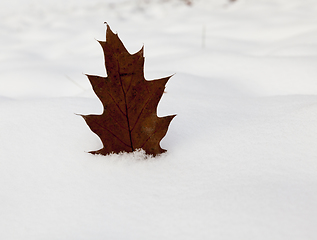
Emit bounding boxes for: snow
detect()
[1,0,317,239]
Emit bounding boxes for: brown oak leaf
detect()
[82,24,176,156]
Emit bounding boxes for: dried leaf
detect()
[82,25,176,156]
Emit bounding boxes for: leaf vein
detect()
[93,120,131,148]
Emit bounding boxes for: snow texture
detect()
[1,0,317,239]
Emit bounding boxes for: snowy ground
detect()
[1,0,317,239]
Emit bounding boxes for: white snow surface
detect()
[1,0,317,239]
